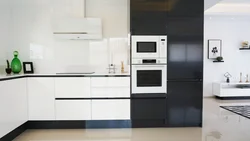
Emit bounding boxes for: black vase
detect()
[5,68,12,74]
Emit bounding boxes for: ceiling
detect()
[205,0,250,15]
[205,0,222,10]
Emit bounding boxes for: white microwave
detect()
[132,35,167,59]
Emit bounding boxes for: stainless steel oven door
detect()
[132,65,167,94]
[132,36,160,58]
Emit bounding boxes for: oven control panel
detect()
[159,36,167,58]
[132,58,167,64]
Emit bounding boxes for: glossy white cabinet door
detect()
[108,77,130,87]
[91,77,130,87]
[91,77,130,98]
[55,100,91,120]
[55,78,91,98]
[27,78,55,120]
[92,100,130,120]
[0,79,28,138]
[91,88,130,98]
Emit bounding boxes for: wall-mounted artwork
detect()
[208,39,222,59]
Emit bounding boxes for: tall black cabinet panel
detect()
[131,98,166,128]
[130,0,204,128]
[167,81,202,127]
[131,99,166,120]
[166,0,204,127]
[130,0,168,35]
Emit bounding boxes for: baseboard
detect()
[86,120,131,128]
[26,121,86,129]
[27,120,131,129]
[0,122,27,141]
[216,96,250,100]
[131,119,166,128]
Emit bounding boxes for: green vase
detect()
[11,51,22,74]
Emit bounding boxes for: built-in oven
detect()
[132,36,167,59]
[132,59,167,94]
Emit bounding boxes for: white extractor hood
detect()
[52,0,102,40]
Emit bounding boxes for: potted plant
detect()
[216,56,223,62]
[5,60,12,74]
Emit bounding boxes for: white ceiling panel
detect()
[205,0,250,15]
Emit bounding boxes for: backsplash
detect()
[1,0,129,74]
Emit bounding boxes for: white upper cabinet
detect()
[55,77,91,98]
[27,78,55,120]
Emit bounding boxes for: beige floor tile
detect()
[14,98,250,141]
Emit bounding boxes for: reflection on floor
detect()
[14,98,250,141]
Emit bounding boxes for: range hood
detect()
[53,17,102,40]
[52,0,102,40]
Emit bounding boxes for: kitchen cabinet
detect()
[0,79,28,138]
[91,100,130,120]
[91,77,130,98]
[167,82,202,127]
[131,97,167,128]
[55,100,91,120]
[130,0,168,35]
[55,77,91,98]
[90,77,130,120]
[91,77,130,88]
[27,78,55,120]
[91,88,130,98]
[168,0,203,17]
[166,0,204,128]
[131,98,166,120]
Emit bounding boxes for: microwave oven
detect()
[132,35,167,59]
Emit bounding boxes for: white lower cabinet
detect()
[0,78,28,138]
[55,100,91,120]
[91,87,130,98]
[91,100,130,120]
[91,77,130,98]
[91,77,130,87]
[27,78,55,120]
[55,78,91,98]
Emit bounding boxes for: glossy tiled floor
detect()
[14,98,250,141]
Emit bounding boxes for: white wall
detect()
[5,0,129,73]
[0,0,11,72]
[204,15,250,97]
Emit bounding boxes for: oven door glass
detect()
[137,42,157,53]
[132,65,167,94]
[137,70,162,87]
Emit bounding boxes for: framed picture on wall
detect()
[208,39,222,59]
